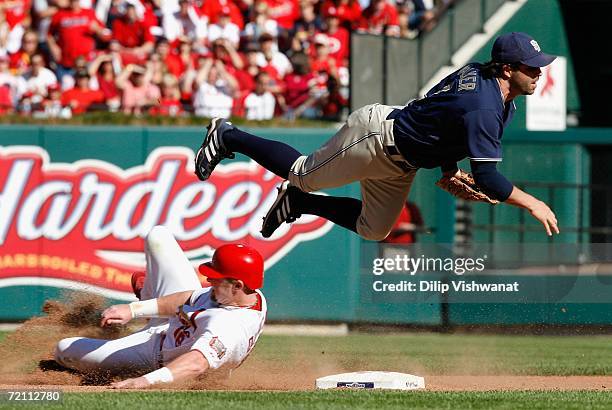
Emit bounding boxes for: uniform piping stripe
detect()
[469,157,502,161]
[290,132,380,177]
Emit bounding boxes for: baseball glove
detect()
[435,169,499,204]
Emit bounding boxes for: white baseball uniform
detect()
[55,225,267,377]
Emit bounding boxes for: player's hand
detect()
[110,376,150,389]
[528,200,560,236]
[100,304,132,327]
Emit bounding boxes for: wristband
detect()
[143,367,174,385]
[128,299,159,318]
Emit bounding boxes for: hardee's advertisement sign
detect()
[0,146,333,300]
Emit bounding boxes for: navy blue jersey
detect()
[391,63,516,169]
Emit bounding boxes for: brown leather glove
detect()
[435,169,500,205]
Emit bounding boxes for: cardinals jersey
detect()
[160,287,266,371]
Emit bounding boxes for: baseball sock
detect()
[224,129,301,179]
[291,189,361,233]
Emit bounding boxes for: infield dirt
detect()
[0,295,610,392]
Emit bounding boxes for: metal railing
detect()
[473,181,612,244]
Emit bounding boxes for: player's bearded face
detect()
[510,64,542,95]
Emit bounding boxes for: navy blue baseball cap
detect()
[491,32,556,67]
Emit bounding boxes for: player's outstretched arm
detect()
[100,291,194,327]
[504,186,560,236]
[155,291,195,316]
[111,350,209,389]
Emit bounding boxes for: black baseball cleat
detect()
[261,181,302,238]
[194,117,236,181]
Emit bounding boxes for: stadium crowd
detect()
[0,0,442,120]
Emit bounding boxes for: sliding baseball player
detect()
[54,226,266,388]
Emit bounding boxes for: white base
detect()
[315,371,425,390]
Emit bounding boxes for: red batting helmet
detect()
[198,244,264,289]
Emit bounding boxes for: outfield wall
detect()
[0,125,609,326]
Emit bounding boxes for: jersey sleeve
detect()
[190,315,240,370]
[189,286,212,305]
[463,109,503,162]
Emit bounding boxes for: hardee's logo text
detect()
[0,146,332,298]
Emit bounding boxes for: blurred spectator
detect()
[244,71,275,120]
[258,0,299,32]
[0,9,14,57]
[21,53,58,106]
[397,5,412,38]
[381,201,424,244]
[283,52,321,119]
[243,1,278,46]
[0,54,24,112]
[358,0,400,37]
[150,73,182,116]
[289,0,322,56]
[406,0,434,31]
[0,0,29,54]
[112,3,155,63]
[88,53,121,111]
[162,0,207,46]
[40,83,71,118]
[95,0,154,29]
[320,0,361,30]
[48,0,111,83]
[309,34,338,79]
[61,54,94,89]
[210,38,244,70]
[155,38,182,78]
[231,43,259,97]
[9,30,40,74]
[115,63,160,115]
[322,9,348,67]
[191,58,237,118]
[320,75,347,120]
[148,52,167,86]
[292,0,322,36]
[140,0,161,32]
[60,69,105,114]
[207,7,240,49]
[173,39,197,79]
[256,33,291,78]
[33,0,60,50]
[200,0,244,30]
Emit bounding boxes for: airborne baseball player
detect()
[194,32,560,241]
[54,226,266,389]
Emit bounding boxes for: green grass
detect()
[2,330,611,409]
[0,331,7,343]
[3,391,611,410]
[248,333,612,376]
